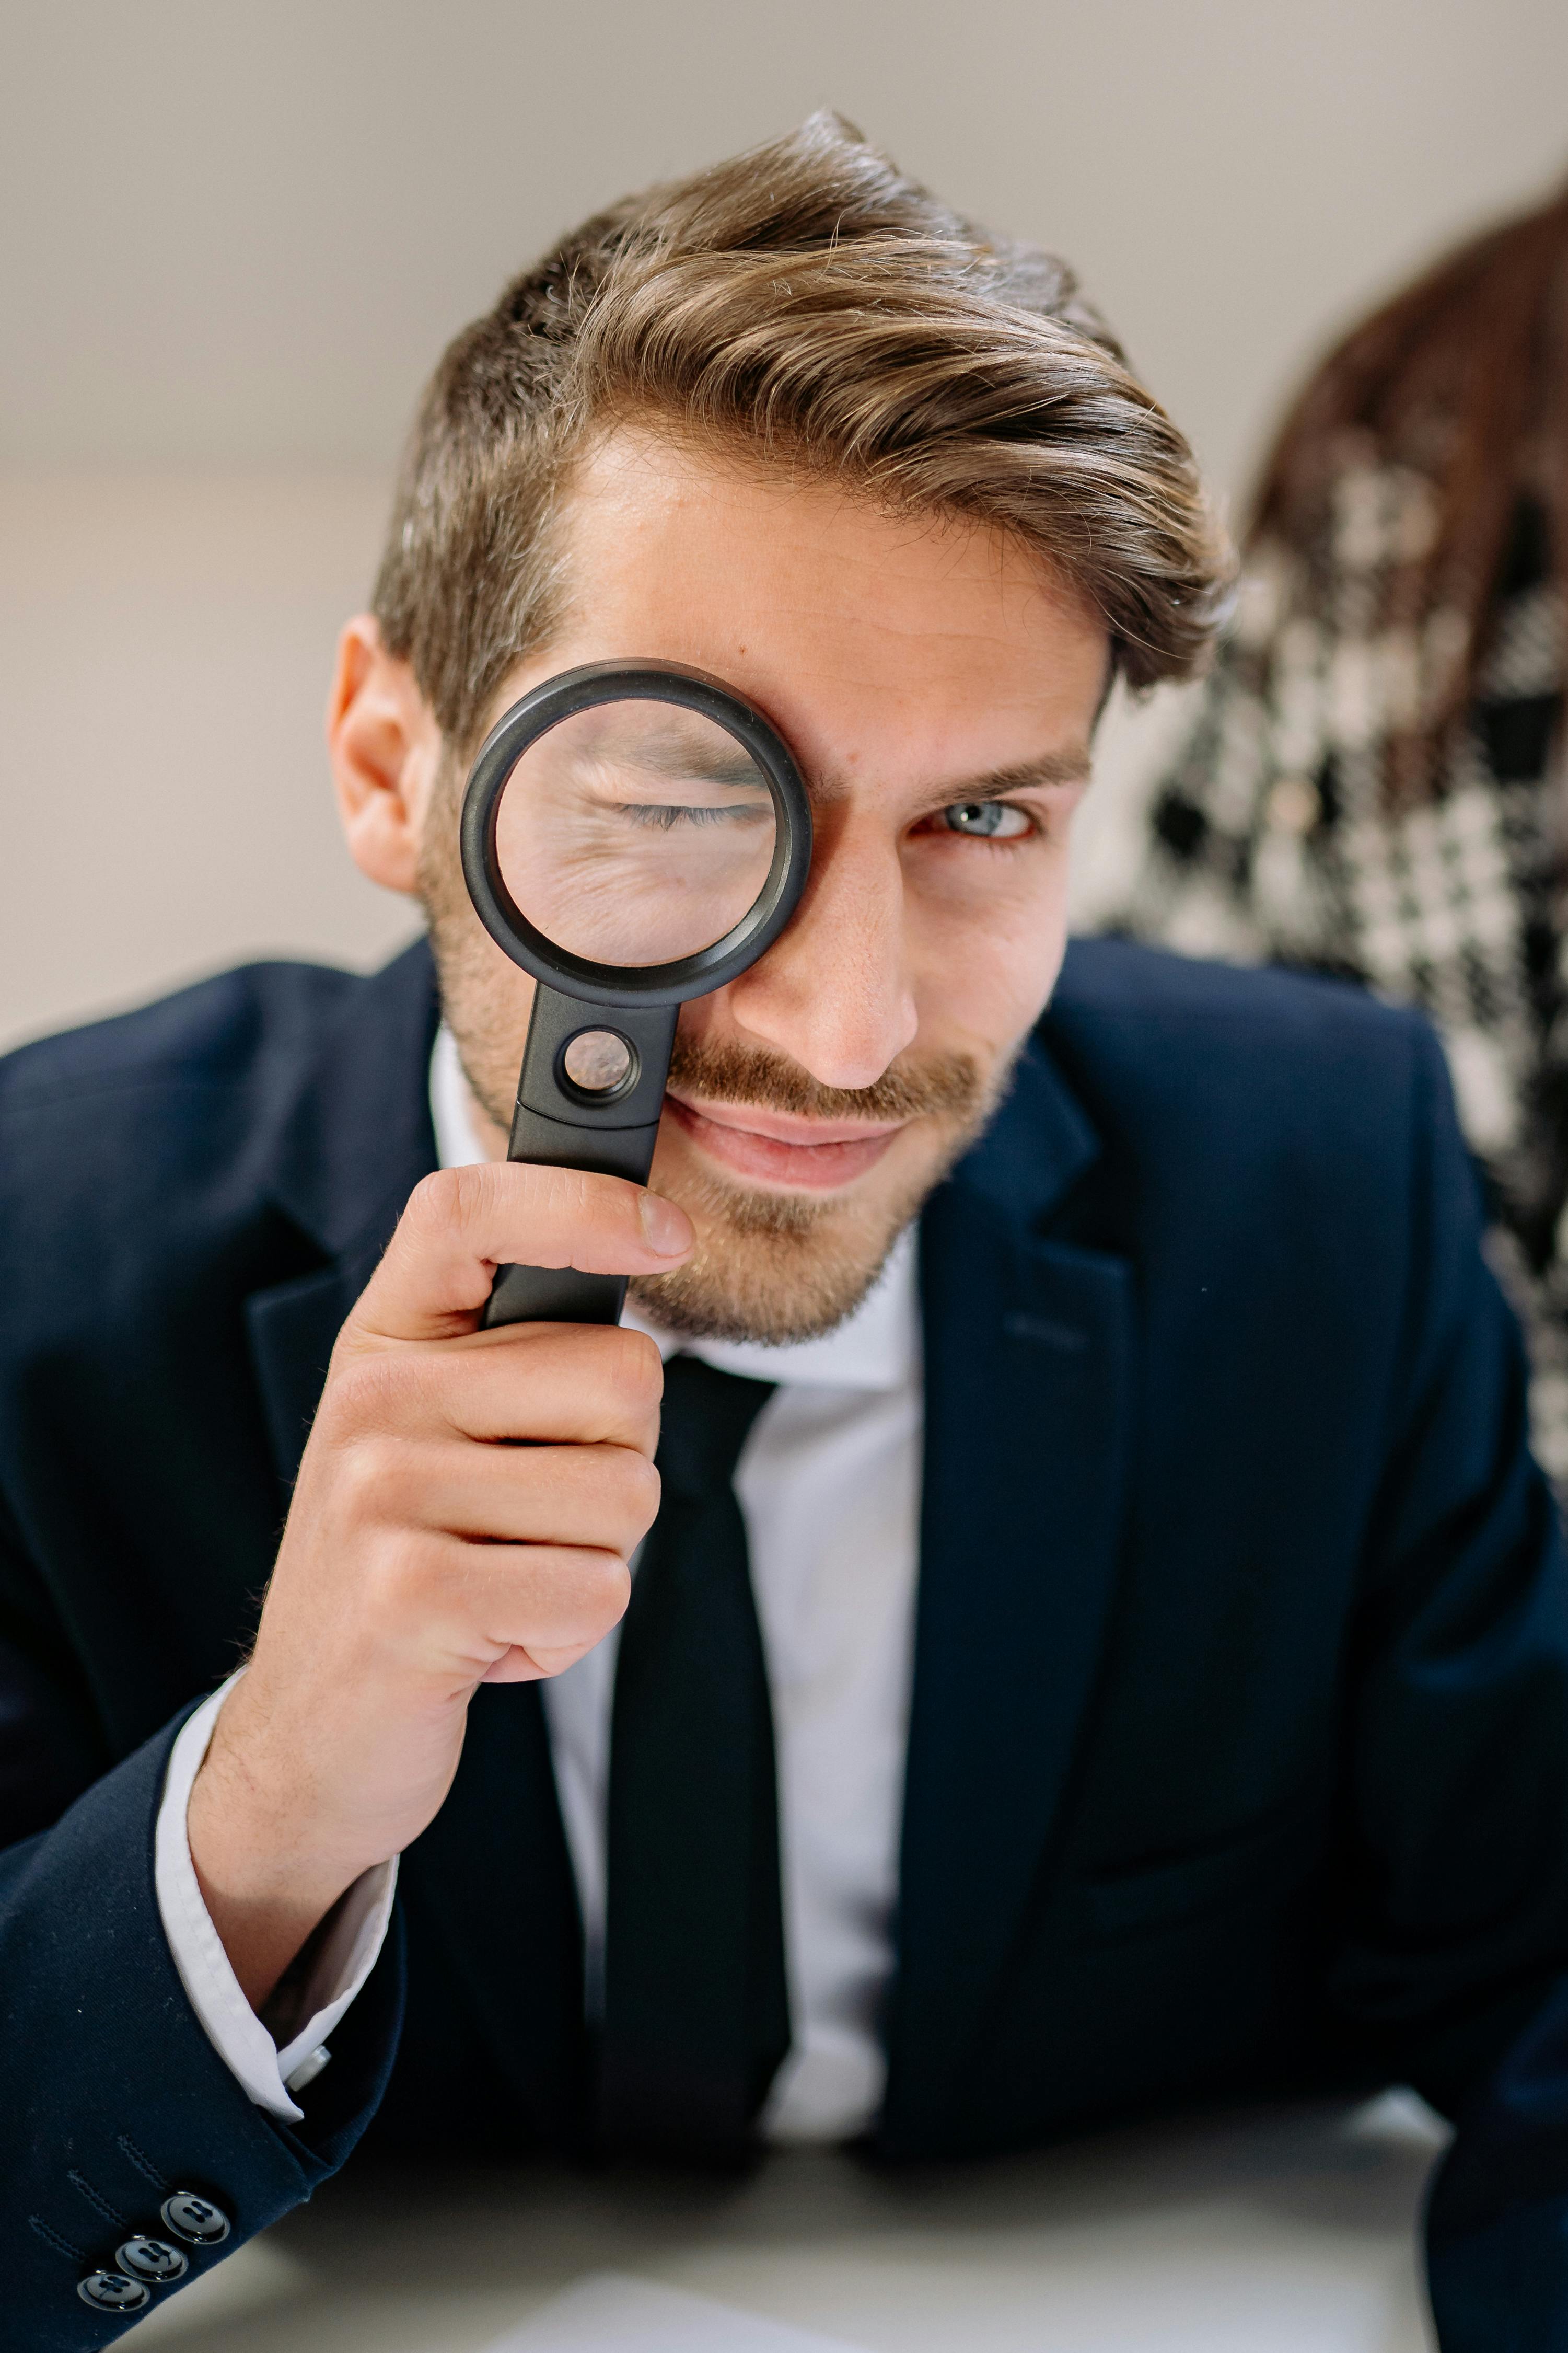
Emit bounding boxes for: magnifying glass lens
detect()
[493,699,780,968]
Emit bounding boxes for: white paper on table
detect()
[481,2272,869,2352]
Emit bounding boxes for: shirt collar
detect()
[429,1024,917,1395]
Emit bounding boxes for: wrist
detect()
[186,1708,371,2011]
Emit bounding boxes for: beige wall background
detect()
[3,0,1565,1050]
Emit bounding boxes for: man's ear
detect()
[327,615,445,897]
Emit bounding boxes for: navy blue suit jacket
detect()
[4,936,1568,2348]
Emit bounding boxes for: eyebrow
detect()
[625,747,767,790]
[585,736,769,791]
[946,747,1095,797]
[809,743,1094,810]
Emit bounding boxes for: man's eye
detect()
[614,800,771,830]
[938,801,1031,839]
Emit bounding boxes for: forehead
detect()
[514,428,1109,786]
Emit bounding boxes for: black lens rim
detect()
[459,660,813,1009]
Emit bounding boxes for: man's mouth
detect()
[663,1089,908,1189]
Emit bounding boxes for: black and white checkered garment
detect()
[1117,451,1568,1476]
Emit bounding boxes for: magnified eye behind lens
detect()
[460,660,812,1333]
[493,701,779,969]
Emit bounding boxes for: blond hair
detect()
[374,112,1230,749]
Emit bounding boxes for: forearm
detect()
[164,1678,399,2116]
[185,1689,374,2013]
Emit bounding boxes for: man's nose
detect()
[724,812,919,1090]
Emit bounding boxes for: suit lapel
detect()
[240,942,587,2133]
[881,1041,1135,2152]
[243,940,441,1485]
[246,1251,382,1487]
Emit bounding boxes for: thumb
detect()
[350,1161,692,1343]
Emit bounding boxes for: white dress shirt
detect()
[154,1024,922,2140]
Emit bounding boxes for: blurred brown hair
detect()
[373,111,1230,755]
[1253,171,1568,800]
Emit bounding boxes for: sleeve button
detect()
[117,2235,190,2282]
[160,2191,232,2246]
[77,2270,151,2312]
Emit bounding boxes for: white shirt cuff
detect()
[154,1670,399,2124]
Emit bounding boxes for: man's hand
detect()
[185,1161,692,2010]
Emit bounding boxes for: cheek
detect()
[445,915,536,1025]
[905,851,1073,1045]
[429,897,538,1081]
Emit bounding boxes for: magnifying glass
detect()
[460,660,812,1328]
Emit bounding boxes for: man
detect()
[3,115,1565,2349]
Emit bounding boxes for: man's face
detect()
[420,431,1107,1343]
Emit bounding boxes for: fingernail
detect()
[639,1191,692,1258]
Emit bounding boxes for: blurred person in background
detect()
[1120,176,1568,1476]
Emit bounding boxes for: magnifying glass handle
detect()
[483,986,679,1329]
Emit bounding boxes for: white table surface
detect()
[128,2094,1447,2352]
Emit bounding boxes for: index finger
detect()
[349,1161,693,1344]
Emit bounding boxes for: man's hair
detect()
[373,112,1231,752]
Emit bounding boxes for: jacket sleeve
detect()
[1321,1023,1568,2347]
[0,1573,405,2346]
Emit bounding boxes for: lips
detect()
[663,1091,905,1189]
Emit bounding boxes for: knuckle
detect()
[324,1351,408,1438]
[538,1163,599,1221]
[401,1161,513,1252]
[578,1549,632,1631]
[335,1433,405,1519]
[362,1526,438,1619]
[388,1346,450,1426]
[536,1162,636,1243]
[607,1326,664,1411]
[618,1451,663,1531]
[402,1164,468,1238]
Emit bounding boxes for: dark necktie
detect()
[599,1353,790,2158]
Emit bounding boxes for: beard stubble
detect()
[632,1031,998,1343]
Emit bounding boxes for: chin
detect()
[630,1127,951,1345]
[628,1228,895,1346]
